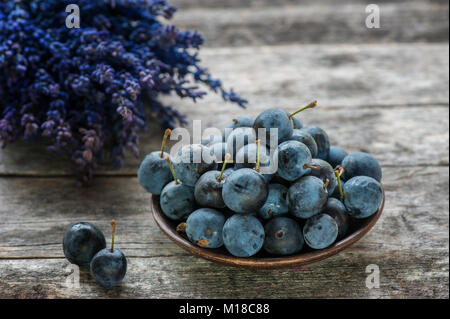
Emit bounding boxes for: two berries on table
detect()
[63,220,127,288]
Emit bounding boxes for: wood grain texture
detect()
[0,44,448,176]
[171,0,450,10]
[0,165,448,298]
[170,1,449,46]
[0,0,448,298]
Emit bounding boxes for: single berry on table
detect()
[90,220,127,288]
[63,222,106,268]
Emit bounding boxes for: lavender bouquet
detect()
[0,0,246,184]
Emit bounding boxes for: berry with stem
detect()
[173,144,218,187]
[137,129,173,195]
[90,220,127,288]
[308,159,337,195]
[287,100,317,119]
[222,168,268,214]
[274,140,312,181]
[160,157,195,220]
[194,154,232,209]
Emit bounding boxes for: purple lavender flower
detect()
[0,0,247,184]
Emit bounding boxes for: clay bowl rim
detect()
[151,187,385,269]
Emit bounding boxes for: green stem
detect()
[288,100,318,119]
[303,163,321,171]
[165,156,179,184]
[255,140,261,172]
[110,220,116,252]
[323,178,330,191]
[335,166,345,201]
[217,153,231,181]
[160,129,172,158]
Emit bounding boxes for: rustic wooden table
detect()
[0,0,448,298]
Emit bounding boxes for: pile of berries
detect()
[63,220,127,287]
[138,102,383,257]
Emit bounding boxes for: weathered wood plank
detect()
[0,105,447,177]
[0,166,447,276]
[0,44,448,176]
[0,249,447,299]
[0,160,447,298]
[171,0,450,10]
[170,2,449,46]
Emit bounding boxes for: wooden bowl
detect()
[151,188,385,269]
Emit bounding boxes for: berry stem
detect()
[334,166,345,201]
[255,139,261,172]
[323,178,330,191]
[303,163,321,171]
[217,153,231,181]
[288,100,317,119]
[160,129,172,158]
[110,220,116,252]
[176,222,187,233]
[164,156,179,184]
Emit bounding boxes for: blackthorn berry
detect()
[222,168,268,214]
[263,217,304,255]
[222,214,265,257]
[274,140,312,181]
[343,176,383,219]
[304,126,330,160]
[63,222,106,268]
[137,129,173,195]
[258,184,289,220]
[327,146,348,168]
[290,129,318,158]
[322,198,349,239]
[194,154,232,208]
[90,221,127,288]
[172,144,217,187]
[308,158,337,195]
[288,176,328,219]
[225,126,257,159]
[341,152,382,182]
[186,208,226,248]
[303,214,339,249]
